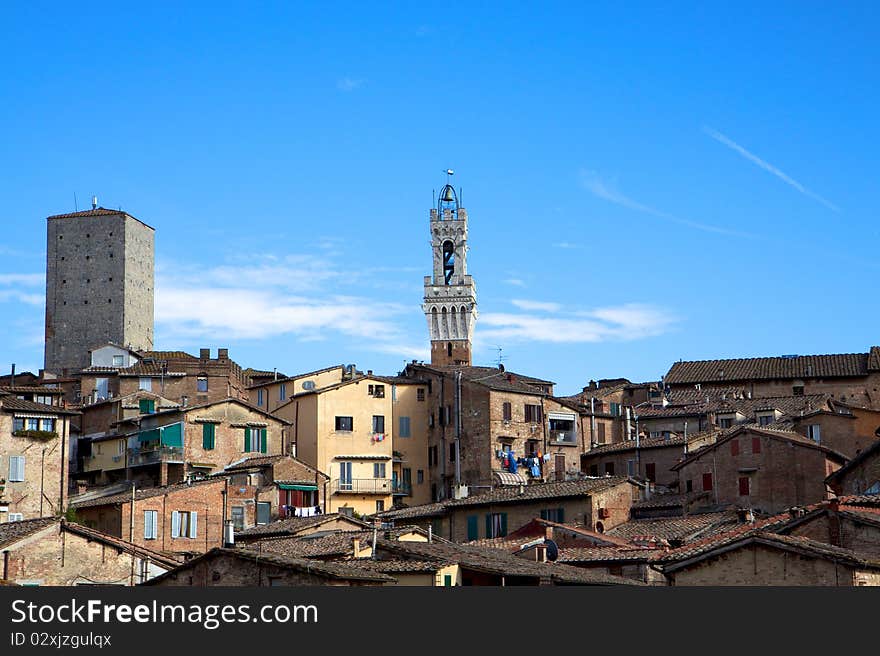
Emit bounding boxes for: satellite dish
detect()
[544,538,559,562]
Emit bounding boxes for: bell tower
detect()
[423,171,477,366]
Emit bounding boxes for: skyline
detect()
[2,3,879,395]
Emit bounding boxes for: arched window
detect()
[442,241,455,284]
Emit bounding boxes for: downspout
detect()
[454,372,462,487]
[129,482,136,586]
[60,416,67,515]
[440,377,447,491]
[590,397,596,446]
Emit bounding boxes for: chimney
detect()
[91,195,98,210]
[828,497,841,546]
[545,525,554,540]
[10,363,14,388]
[200,348,210,360]
[223,521,235,547]
[536,544,548,563]
[351,536,361,556]
[367,370,373,376]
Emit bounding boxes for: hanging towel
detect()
[509,458,518,474]
[543,453,551,463]
[530,464,541,477]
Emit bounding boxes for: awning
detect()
[493,470,529,486]
[278,483,318,491]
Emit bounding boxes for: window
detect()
[95,378,108,400]
[231,507,245,531]
[302,380,316,391]
[444,574,454,586]
[486,512,508,538]
[144,510,158,539]
[758,414,774,427]
[8,456,25,482]
[244,426,268,453]
[335,416,353,432]
[373,462,386,478]
[807,425,821,443]
[376,500,385,514]
[793,385,804,396]
[112,355,125,367]
[417,388,425,402]
[257,389,264,406]
[610,403,621,417]
[339,462,353,490]
[686,479,693,492]
[502,402,512,421]
[549,415,576,443]
[256,502,271,525]
[202,423,216,450]
[139,399,155,415]
[398,416,411,438]
[197,376,208,393]
[368,384,385,398]
[626,459,636,476]
[417,470,424,484]
[597,423,606,444]
[524,404,543,423]
[467,515,479,541]
[738,476,751,496]
[730,439,739,456]
[372,415,385,433]
[279,383,286,401]
[719,417,733,429]
[34,395,54,406]
[540,508,565,523]
[645,463,656,482]
[604,462,614,476]
[752,437,762,454]
[171,511,198,539]
[26,418,39,431]
[8,513,24,522]
[12,417,24,432]
[139,377,152,391]
[702,473,713,492]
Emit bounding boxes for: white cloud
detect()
[580,170,753,238]
[703,126,840,212]
[552,242,580,249]
[337,77,364,92]
[478,302,677,344]
[503,278,526,287]
[511,299,561,313]
[0,273,44,286]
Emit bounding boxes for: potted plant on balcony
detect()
[12,429,58,441]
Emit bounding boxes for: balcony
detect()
[333,478,390,494]
[391,481,412,497]
[549,430,577,444]
[127,446,185,467]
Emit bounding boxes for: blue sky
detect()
[1,3,878,396]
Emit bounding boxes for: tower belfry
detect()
[422,171,477,366]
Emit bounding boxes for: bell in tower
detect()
[422,170,478,367]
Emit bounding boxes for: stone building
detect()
[247,364,356,413]
[664,348,880,410]
[0,392,78,523]
[44,206,154,375]
[422,179,477,367]
[671,426,847,514]
[0,517,178,586]
[825,440,880,496]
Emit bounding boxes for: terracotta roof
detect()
[0,386,64,395]
[139,351,199,361]
[235,514,370,538]
[143,548,395,585]
[659,530,880,572]
[449,477,634,508]
[374,501,451,521]
[838,494,880,507]
[347,559,444,573]
[374,539,644,585]
[63,522,181,568]
[585,430,720,456]
[607,511,742,544]
[0,396,79,415]
[826,440,880,485]
[556,546,662,563]
[869,347,880,372]
[245,526,431,559]
[0,517,58,549]
[46,207,126,219]
[70,478,225,509]
[666,351,877,385]
[408,364,554,395]
[632,491,710,511]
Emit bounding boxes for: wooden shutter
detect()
[739,477,750,496]
[260,428,268,453]
[171,511,181,538]
[702,473,713,491]
[202,423,215,450]
[645,463,656,482]
[598,423,606,444]
[244,428,251,452]
[731,439,739,456]
[752,437,761,454]
[500,513,508,536]
[503,402,511,421]
[467,516,478,541]
[190,512,198,538]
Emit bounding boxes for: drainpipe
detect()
[129,482,136,586]
[60,417,67,515]
[590,397,596,446]
[454,372,462,487]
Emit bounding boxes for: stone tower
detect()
[44,205,155,374]
[422,178,477,366]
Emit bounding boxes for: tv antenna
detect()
[494,346,508,368]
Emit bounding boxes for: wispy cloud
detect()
[478,301,677,344]
[702,126,840,212]
[511,299,561,313]
[0,273,44,286]
[580,170,753,238]
[0,273,44,306]
[502,278,526,287]
[337,77,364,92]
[552,242,580,249]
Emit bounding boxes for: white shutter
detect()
[171,511,181,538]
[9,456,25,482]
[189,512,198,538]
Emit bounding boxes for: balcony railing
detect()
[127,446,185,467]
[333,478,390,494]
[391,481,412,496]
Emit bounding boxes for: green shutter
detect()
[500,513,508,537]
[557,508,565,523]
[467,516,478,541]
[444,575,453,587]
[161,423,182,447]
[244,427,251,452]
[139,399,154,414]
[485,514,491,539]
[202,423,215,450]
[260,428,268,453]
